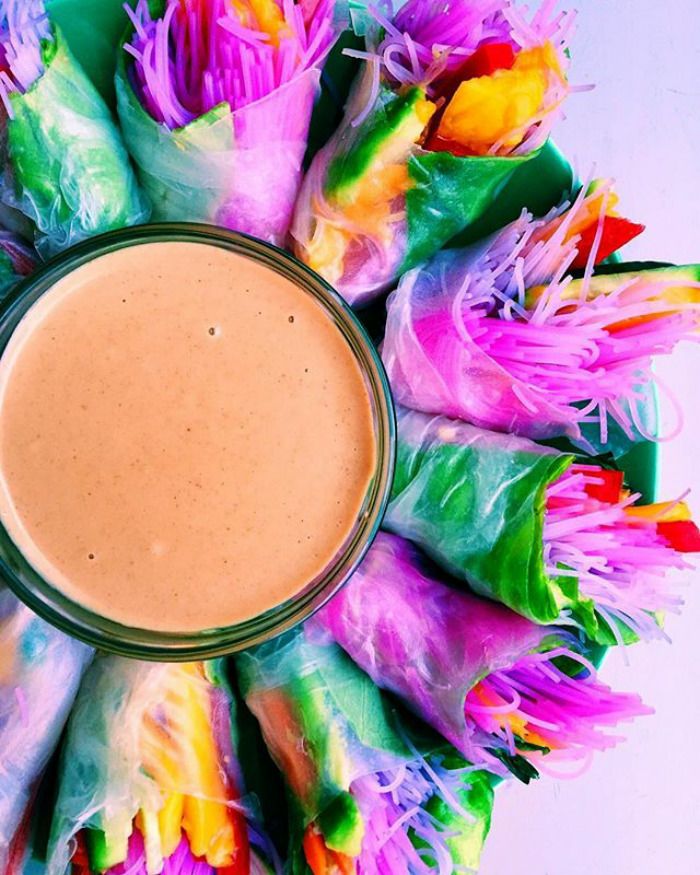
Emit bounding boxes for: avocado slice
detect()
[86,827,130,873]
[317,791,364,857]
[526,263,700,308]
[326,86,435,205]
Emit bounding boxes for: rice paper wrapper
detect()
[2,28,148,259]
[47,656,268,875]
[238,627,495,870]
[382,239,583,438]
[0,231,35,300]
[116,58,322,247]
[384,407,590,629]
[283,749,495,875]
[291,63,534,306]
[236,628,408,830]
[317,532,559,760]
[0,588,93,868]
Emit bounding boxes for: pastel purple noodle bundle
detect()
[119,0,336,243]
[125,0,334,129]
[0,0,52,112]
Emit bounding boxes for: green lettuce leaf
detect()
[4,27,147,256]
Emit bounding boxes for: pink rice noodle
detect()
[544,465,690,641]
[351,746,481,874]
[0,230,36,275]
[105,831,214,875]
[442,182,700,440]
[0,0,52,117]
[125,0,334,129]
[464,647,650,762]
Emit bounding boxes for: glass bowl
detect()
[0,224,395,659]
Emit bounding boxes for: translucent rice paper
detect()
[0,229,35,299]
[237,627,496,873]
[0,588,93,869]
[236,627,407,827]
[386,406,575,626]
[1,28,148,258]
[47,657,274,875]
[316,532,555,763]
[291,64,530,306]
[382,231,580,439]
[116,65,322,246]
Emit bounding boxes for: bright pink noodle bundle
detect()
[0,0,52,114]
[384,181,700,444]
[363,0,511,87]
[125,0,334,129]
[544,465,690,643]
[465,647,650,766]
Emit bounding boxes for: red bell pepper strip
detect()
[220,803,251,875]
[657,520,700,553]
[303,825,355,875]
[581,468,624,504]
[69,832,92,875]
[456,42,516,80]
[423,133,479,156]
[426,42,517,155]
[570,215,645,269]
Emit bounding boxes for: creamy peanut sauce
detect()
[0,241,376,632]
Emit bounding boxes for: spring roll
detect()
[0,0,148,257]
[0,588,93,870]
[384,406,699,643]
[292,0,573,305]
[117,0,336,246]
[317,532,652,773]
[237,628,495,873]
[47,657,278,875]
[382,179,699,448]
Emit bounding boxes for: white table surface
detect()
[480,3,700,873]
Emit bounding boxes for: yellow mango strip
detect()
[305,218,350,287]
[159,794,185,857]
[437,43,562,155]
[230,0,289,45]
[176,664,237,867]
[525,275,700,313]
[135,808,164,875]
[625,500,691,523]
[140,711,187,789]
[527,186,620,253]
[137,664,242,868]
